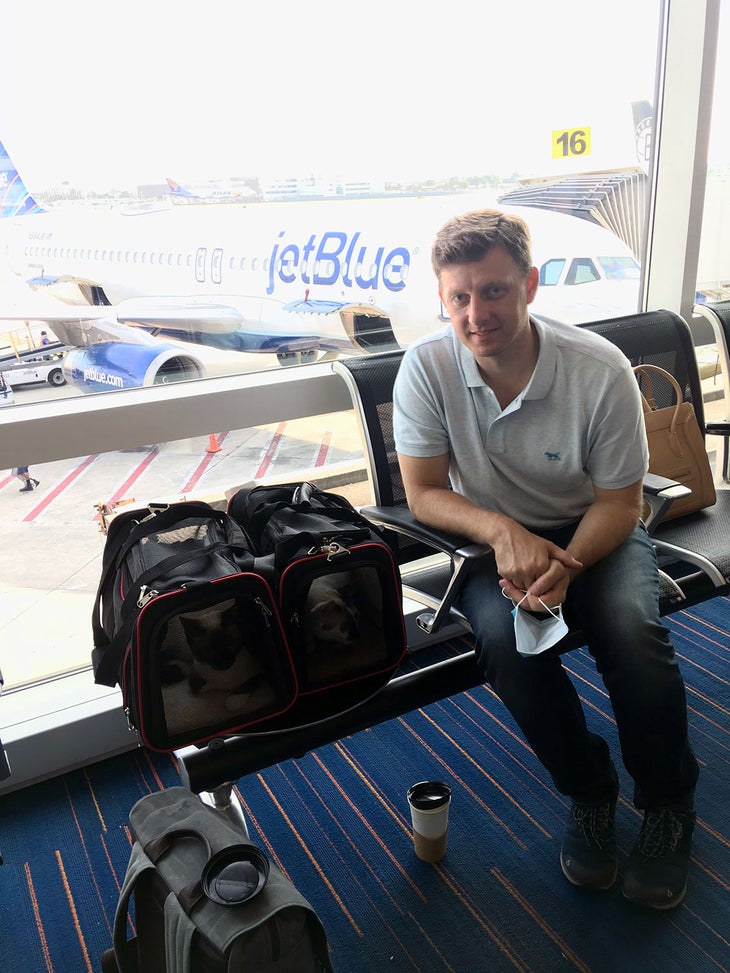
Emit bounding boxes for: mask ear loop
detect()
[501,588,562,618]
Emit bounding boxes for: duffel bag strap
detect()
[111,840,158,973]
[164,895,196,973]
[112,837,198,973]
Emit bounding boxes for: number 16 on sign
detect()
[552,127,591,159]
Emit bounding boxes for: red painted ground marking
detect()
[22,454,100,523]
[180,432,229,494]
[313,431,332,467]
[255,421,287,479]
[92,447,160,521]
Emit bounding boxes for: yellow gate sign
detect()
[552,127,591,159]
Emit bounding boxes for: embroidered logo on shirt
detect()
[544,451,561,461]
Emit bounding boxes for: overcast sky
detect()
[1,1,723,192]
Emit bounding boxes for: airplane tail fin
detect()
[166,177,195,197]
[0,140,46,217]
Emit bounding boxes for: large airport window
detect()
[6,0,724,699]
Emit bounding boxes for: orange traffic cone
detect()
[206,434,221,454]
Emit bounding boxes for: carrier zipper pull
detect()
[308,540,351,560]
[255,596,273,627]
[137,585,159,608]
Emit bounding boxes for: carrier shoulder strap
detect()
[93,502,224,629]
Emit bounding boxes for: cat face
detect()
[309,598,358,644]
[180,603,243,669]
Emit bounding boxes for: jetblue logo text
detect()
[267,230,410,295]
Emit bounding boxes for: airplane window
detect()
[239,257,247,271]
[141,252,147,264]
[229,256,236,271]
[252,258,259,270]
[150,252,157,265]
[565,258,601,285]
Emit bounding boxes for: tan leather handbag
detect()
[634,364,716,521]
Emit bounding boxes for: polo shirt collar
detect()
[452,316,558,399]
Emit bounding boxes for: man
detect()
[393,209,699,909]
[14,466,39,493]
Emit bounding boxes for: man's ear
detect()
[525,266,539,304]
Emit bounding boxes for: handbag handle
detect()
[633,364,684,438]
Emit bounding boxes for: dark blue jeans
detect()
[458,522,699,809]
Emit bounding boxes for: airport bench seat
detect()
[176,308,729,808]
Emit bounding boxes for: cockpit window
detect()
[598,256,641,279]
[565,258,600,285]
[539,259,565,286]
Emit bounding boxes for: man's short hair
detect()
[431,208,533,278]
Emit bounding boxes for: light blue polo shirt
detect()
[393,317,649,530]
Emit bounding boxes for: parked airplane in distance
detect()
[166,177,258,202]
[0,139,640,393]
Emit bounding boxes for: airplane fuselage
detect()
[2,196,454,349]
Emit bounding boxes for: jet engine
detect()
[63,341,205,392]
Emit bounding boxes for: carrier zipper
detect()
[136,585,159,608]
[255,596,273,628]
[308,540,351,560]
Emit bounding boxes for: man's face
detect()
[438,245,539,364]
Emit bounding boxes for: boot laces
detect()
[637,809,684,858]
[574,803,613,847]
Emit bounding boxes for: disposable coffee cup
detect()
[407,780,452,862]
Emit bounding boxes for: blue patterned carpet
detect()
[0,597,728,972]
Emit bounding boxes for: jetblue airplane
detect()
[0,139,641,393]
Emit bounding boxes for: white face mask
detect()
[503,589,569,658]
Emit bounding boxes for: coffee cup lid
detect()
[407,780,452,810]
[201,844,270,906]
